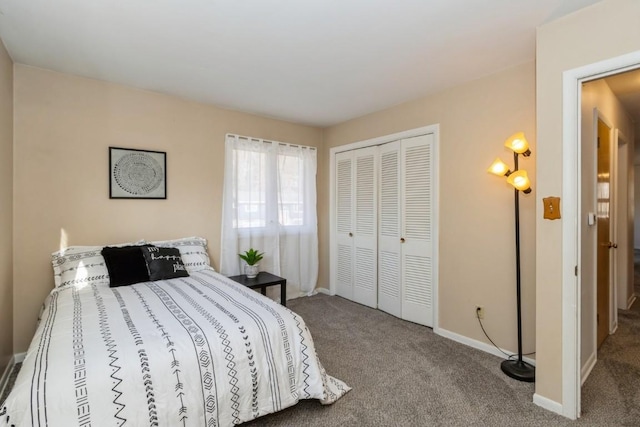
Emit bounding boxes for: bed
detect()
[0,238,349,426]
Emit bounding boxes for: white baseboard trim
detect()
[580,351,597,385]
[316,287,334,296]
[436,327,536,366]
[533,393,564,416]
[627,295,637,310]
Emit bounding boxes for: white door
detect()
[353,147,378,308]
[400,134,435,327]
[335,151,354,300]
[378,141,402,317]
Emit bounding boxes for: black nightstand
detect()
[228,272,287,307]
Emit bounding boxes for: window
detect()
[229,139,312,230]
[220,134,319,294]
[233,148,267,228]
[277,153,305,227]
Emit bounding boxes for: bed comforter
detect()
[1,269,349,426]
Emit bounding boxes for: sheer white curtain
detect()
[220,134,318,300]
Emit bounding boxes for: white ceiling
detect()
[0,0,602,127]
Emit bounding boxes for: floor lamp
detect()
[487,132,536,382]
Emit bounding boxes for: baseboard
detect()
[14,352,26,364]
[580,351,597,385]
[533,393,564,416]
[436,328,536,366]
[316,287,334,296]
[627,295,637,310]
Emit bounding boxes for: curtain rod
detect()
[226,133,317,151]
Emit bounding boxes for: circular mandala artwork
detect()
[113,153,163,195]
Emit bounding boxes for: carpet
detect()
[246,294,569,426]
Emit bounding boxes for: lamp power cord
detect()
[475,307,535,360]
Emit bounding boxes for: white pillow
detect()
[149,236,212,273]
[52,240,145,289]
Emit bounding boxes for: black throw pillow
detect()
[101,245,151,287]
[141,246,190,281]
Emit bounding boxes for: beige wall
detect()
[536,0,640,405]
[322,62,537,357]
[0,40,13,374]
[13,65,323,352]
[580,78,635,373]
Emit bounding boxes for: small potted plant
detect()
[239,248,264,279]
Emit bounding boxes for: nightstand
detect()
[228,272,287,307]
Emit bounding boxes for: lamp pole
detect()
[500,151,535,382]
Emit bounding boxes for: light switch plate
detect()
[543,197,561,220]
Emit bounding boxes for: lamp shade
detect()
[507,170,532,193]
[487,158,511,176]
[504,132,531,156]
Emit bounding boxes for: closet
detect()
[332,131,437,328]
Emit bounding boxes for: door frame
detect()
[329,124,440,331]
[614,128,633,311]
[561,50,640,420]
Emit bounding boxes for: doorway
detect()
[564,54,640,419]
[581,72,640,370]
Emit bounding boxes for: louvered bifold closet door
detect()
[400,134,434,327]
[352,146,378,308]
[335,151,354,300]
[378,141,402,317]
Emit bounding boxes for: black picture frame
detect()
[109,147,167,199]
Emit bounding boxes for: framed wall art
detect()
[109,147,167,199]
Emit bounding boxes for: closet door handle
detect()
[400,237,405,243]
[349,232,353,237]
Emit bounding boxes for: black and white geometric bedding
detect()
[0,269,349,426]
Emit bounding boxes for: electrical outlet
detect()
[475,306,484,319]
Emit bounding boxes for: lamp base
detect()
[501,359,535,382]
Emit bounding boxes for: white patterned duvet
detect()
[1,269,349,426]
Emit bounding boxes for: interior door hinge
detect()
[597,137,600,149]
[575,265,578,276]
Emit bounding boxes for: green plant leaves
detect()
[238,248,264,266]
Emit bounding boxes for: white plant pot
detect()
[244,264,259,279]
